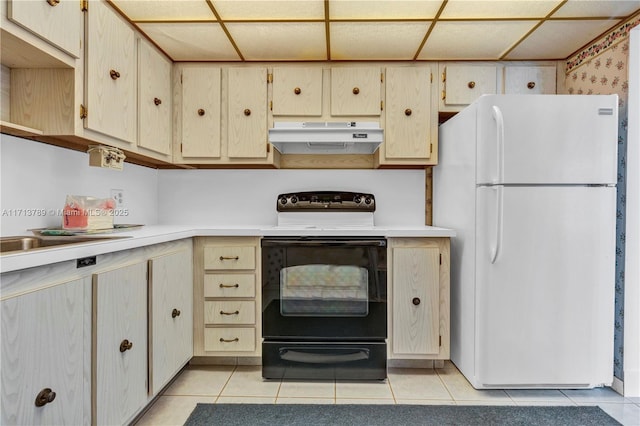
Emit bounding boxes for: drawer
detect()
[204,274,255,298]
[204,328,256,352]
[204,301,256,325]
[204,246,255,270]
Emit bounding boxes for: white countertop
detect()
[0,224,455,273]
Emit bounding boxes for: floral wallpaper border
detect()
[566,14,640,74]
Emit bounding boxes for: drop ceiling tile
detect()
[440,0,562,19]
[419,20,537,59]
[505,19,624,60]
[110,0,215,21]
[226,23,326,60]
[212,0,325,20]
[330,22,430,60]
[329,0,443,20]
[552,0,640,18]
[137,23,240,61]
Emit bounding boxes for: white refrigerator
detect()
[433,94,618,389]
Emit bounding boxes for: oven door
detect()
[261,237,387,341]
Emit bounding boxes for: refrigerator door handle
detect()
[490,186,504,264]
[491,105,505,184]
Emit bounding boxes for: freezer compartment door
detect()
[476,94,618,185]
[475,186,615,387]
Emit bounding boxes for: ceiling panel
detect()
[330,22,431,60]
[552,0,640,18]
[212,0,325,20]
[329,0,442,20]
[137,23,240,61]
[111,0,215,21]
[505,19,624,60]
[440,0,562,19]
[226,23,327,60]
[420,20,538,60]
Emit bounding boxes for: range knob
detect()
[354,195,362,204]
[279,197,288,205]
[364,197,372,205]
[290,196,298,204]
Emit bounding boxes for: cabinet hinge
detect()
[269,100,273,111]
[430,73,433,83]
[380,100,383,111]
[180,73,183,85]
[180,143,183,153]
[80,0,88,11]
[442,70,446,82]
[266,142,270,153]
[80,104,87,119]
[430,143,433,154]
[380,72,384,83]
[439,335,442,347]
[441,90,446,101]
[439,253,442,265]
[267,73,273,83]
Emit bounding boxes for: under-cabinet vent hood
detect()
[268,122,383,154]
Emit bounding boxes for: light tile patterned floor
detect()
[135,362,640,426]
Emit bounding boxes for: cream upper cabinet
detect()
[227,67,268,158]
[92,261,148,426]
[440,64,498,111]
[1,278,85,425]
[272,67,323,116]
[180,66,222,158]
[389,238,450,360]
[381,66,435,164]
[331,67,382,116]
[138,38,172,156]
[504,65,557,94]
[85,0,137,144]
[149,249,193,395]
[7,0,81,58]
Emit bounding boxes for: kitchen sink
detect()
[0,235,128,254]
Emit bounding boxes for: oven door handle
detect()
[263,239,386,247]
[279,348,370,364]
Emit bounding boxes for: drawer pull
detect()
[35,388,56,407]
[404,108,412,116]
[219,256,239,261]
[527,81,536,89]
[119,339,133,352]
[197,108,205,116]
[244,108,251,116]
[46,0,60,6]
[220,310,240,316]
[352,87,360,95]
[172,308,181,318]
[110,69,121,80]
[219,337,239,343]
[154,97,162,106]
[219,283,240,288]
[467,81,476,89]
[294,87,301,95]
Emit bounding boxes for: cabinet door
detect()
[331,67,381,116]
[272,67,323,116]
[392,247,440,356]
[85,0,136,143]
[8,0,81,58]
[227,68,268,158]
[181,66,222,158]
[385,67,432,159]
[504,66,556,94]
[1,279,84,425]
[443,64,497,106]
[92,261,147,426]
[149,249,193,395]
[138,39,172,155]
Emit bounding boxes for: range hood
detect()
[268,122,383,154]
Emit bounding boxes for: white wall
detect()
[157,169,425,226]
[0,134,159,235]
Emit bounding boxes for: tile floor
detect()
[136,362,640,425]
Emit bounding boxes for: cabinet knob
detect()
[119,339,133,352]
[405,108,412,116]
[197,108,205,116]
[412,297,421,306]
[219,283,240,288]
[467,81,476,89]
[527,81,536,89]
[294,87,301,95]
[219,337,240,343]
[244,108,251,116]
[35,388,56,407]
[352,87,360,95]
[220,310,240,316]
[46,0,60,6]
[109,69,121,80]
[154,97,162,106]
[172,308,181,318]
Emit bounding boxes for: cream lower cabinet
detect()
[388,238,450,360]
[92,261,148,426]
[149,249,194,395]
[1,278,85,425]
[194,237,261,357]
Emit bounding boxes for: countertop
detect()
[0,224,455,273]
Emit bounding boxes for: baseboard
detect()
[611,376,624,395]
[622,368,640,397]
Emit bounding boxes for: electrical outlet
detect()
[110,189,124,208]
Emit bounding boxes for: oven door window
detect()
[280,264,369,316]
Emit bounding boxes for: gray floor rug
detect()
[184,403,621,426]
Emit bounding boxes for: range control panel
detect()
[276,191,376,212]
